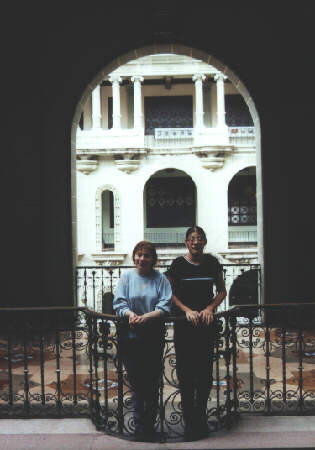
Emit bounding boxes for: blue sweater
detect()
[113,269,172,318]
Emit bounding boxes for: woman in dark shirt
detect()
[166,226,226,441]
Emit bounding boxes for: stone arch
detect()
[144,168,197,245]
[95,184,121,252]
[71,43,260,139]
[71,43,263,299]
[143,165,198,190]
[227,164,257,186]
[227,166,257,246]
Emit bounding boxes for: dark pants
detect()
[119,324,164,432]
[174,322,215,431]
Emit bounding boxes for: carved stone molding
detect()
[219,249,258,264]
[201,155,225,171]
[76,156,98,174]
[156,248,186,267]
[192,145,233,171]
[90,252,127,266]
[213,73,227,82]
[95,184,121,252]
[192,73,206,83]
[114,159,140,173]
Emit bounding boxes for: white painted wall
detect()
[76,53,258,269]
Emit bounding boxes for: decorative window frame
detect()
[95,184,121,252]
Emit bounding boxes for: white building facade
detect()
[75,54,258,308]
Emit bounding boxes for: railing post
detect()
[39,334,46,406]
[214,318,221,426]
[224,316,232,429]
[92,270,96,311]
[92,315,102,426]
[249,316,254,406]
[7,335,14,406]
[55,330,62,416]
[116,320,124,434]
[158,353,166,442]
[264,325,271,414]
[230,312,239,418]
[23,333,30,416]
[101,319,110,430]
[87,313,95,420]
[297,328,304,412]
[281,327,287,406]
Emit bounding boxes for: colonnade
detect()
[90,72,227,131]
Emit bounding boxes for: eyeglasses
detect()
[187,237,205,243]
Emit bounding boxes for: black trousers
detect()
[174,322,215,429]
[119,324,164,432]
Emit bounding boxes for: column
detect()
[131,75,144,129]
[91,85,102,129]
[214,74,227,128]
[193,73,206,128]
[109,75,122,129]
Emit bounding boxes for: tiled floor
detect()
[1,325,315,446]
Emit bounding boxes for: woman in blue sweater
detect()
[113,241,172,441]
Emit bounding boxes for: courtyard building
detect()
[76,53,258,310]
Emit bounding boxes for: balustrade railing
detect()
[1,303,315,441]
[76,264,261,312]
[228,126,255,146]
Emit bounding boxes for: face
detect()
[134,249,154,274]
[185,231,206,256]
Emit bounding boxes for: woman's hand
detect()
[128,312,139,326]
[128,312,150,326]
[185,310,200,326]
[199,307,214,325]
[127,310,162,326]
[132,314,149,325]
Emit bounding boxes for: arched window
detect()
[228,167,257,246]
[102,190,114,249]
[144,169,196,246]
[95,185,121,253]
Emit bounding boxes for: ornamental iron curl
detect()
[1,304,315,440]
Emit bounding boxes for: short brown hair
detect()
[132,241,158,267]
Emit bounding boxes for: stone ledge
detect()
[219,248,258,264]
[90,252,127,266]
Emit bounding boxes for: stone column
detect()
[109,75,122,129]
[193,73,206,128]
[214,74,227,128]
[131,75,144,129]
[91,85,102,129]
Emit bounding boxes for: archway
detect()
[144,169,196,247]
[72,44,263,300]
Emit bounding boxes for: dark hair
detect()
[185,226,207,242]
[132,240,158,267]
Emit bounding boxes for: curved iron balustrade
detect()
[1,304,315,442]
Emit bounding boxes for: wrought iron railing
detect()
[1,304,315,441]
[76,264,261,312]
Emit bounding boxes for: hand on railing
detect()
[185,310,200,326]
[199,307,214,325]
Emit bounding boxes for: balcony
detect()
[76,127,146,154]
[228,126,255,146]
[76,126,254,156]
[76,264,261,312]
[228,227,257,245]
[1,303,315,444]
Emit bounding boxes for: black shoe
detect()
[184,424,197,442]
[133,426,145,442]
[196,426,209,439]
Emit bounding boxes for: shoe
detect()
[184,424,197,442]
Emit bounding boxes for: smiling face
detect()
[134,249,154,275]
[185,231,207,257]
